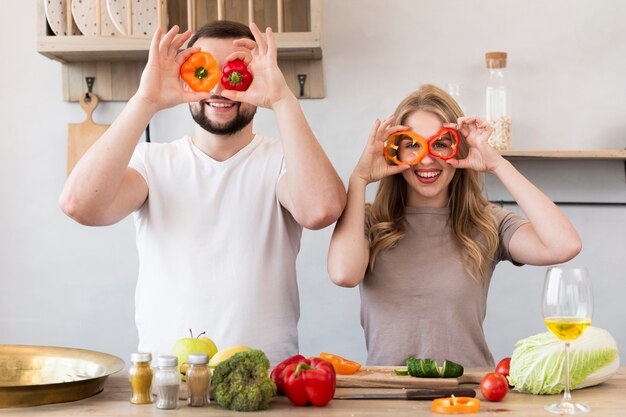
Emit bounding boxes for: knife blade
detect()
[334,387,476,400]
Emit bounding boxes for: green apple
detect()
[170,330,218,379]
[198,336,218,359]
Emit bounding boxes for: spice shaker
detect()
[129,352,153,404]
[154,355,180,409]
[186,353,211,407]
[484,51,512,150]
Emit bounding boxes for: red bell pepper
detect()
[281,357,336,407]
[221,59,253,91]
[270,354,306,395]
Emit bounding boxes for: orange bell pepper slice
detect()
[319,352,361,375]
[432,396,480,414]
[180,51,221,92]
[384,131,428,165]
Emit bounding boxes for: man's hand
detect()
[135,25,212,112]
[219,23,294,109]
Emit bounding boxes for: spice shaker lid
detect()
[157,355,178,367]
[187,353,209,364]
[485,51,507,68]
[131,352,152,363]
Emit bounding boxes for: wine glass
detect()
[542,266,593,414]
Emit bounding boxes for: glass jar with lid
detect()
[154,355,180,409]
[129,352,153,404]
[484,51,512,150]
[186,353,210,407]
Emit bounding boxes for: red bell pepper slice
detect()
[270,354,306,395]
[221,59,253,91]
[428,127,460,160]
[282,357,336,407]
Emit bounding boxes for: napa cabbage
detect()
[508,326,619,395]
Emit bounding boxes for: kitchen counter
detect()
[2,367,625,416]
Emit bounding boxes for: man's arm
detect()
[59,26,212,226]
[223,23,346,229]
[274,96,346,230]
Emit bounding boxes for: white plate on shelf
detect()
[106,0,164,37]
[71,0,121,36]
[44,0,81,35]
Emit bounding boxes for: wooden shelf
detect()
[500,150,626,160]
[36,0,324,101]
[36,32,321,64]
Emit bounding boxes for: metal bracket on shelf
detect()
[85,76,95,102]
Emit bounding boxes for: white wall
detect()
[1,1,624,366]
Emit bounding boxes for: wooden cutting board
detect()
[67,92,109,175]
[336,366,487,389]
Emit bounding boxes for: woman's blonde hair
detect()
[368,84,498,284]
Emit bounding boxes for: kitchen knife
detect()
[334,387,476,400]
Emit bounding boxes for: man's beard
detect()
[190,100,256,135]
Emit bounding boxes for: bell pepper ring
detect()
[319,352,361,375]
[180,51,221,92]
[432,396,480,414]
[385,127,460,165]
[221,58,253,91]
[281,357,336,407]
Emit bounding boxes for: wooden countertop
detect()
[2,367,625,416]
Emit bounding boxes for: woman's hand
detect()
[445,116,505,172]
[135,26,211,112]
[352,117,411,185]
[220,23,293,109]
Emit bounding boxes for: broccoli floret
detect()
[211,349,276,411]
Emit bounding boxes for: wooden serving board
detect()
[336,366,487,389]
[67,92,109,175]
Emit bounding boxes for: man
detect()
[59,20,346,365]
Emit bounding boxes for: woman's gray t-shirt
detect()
[361,204,528,367]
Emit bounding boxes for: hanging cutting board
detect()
[335,366,487,389]
[67,92,109,175]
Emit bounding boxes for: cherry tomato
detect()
[480,372,508,402]
[495,357,512,387]
[495,357,510,377]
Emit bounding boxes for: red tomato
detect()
[480,372,508,402]
[495,357,511,377]
[495,357,513,387]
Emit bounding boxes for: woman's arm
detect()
[447,116,582,265]
[328,118,410,287]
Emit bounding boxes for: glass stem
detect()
[562,342,572,403]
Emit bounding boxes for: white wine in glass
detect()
[542,266,593,414]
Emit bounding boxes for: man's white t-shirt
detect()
[128,135,302,365]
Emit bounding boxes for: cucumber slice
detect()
[441,359,464,378]
[421,358,441,377]
[406,358,425,377]
[394,368,409,376]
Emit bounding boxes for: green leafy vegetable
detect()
[211,349,276,411]
[508,326,619,395]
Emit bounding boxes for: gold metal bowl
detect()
[0,344,125,408]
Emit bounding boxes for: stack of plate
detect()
[44,0,163,37]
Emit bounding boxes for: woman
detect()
[327,84,581,367]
